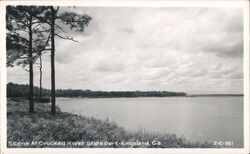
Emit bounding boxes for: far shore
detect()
[8,93,244,100]
[187,94,243,97]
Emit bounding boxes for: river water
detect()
[57,96,243,148]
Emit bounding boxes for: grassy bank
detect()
[7,98,214,148]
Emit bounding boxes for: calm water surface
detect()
[57,96,243,148]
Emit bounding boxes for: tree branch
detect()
[55,33,78,42]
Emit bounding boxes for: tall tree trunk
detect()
[28,15,34,113]
[39,52,42,100]
[51,6,56,115]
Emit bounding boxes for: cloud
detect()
[203,36,243,58]
[7,7,244,94]
[93,57,126,72]
[119,27,135,34]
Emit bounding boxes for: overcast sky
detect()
[7,7,244,94]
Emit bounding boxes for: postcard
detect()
[0,0,249,154]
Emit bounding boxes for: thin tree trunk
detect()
[39,52,42,100]
[28,15,34,113]
[51,6,56,115]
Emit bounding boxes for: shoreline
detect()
[7,98,214,148]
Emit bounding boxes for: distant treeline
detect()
[7,82,186,98]
[189,94,243,97]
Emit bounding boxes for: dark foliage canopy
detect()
[7,83,187,98]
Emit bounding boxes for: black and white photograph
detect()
[1,0,249,153]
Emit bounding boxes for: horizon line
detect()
[7,82,244,96]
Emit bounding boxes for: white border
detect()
[0,1,249,154]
